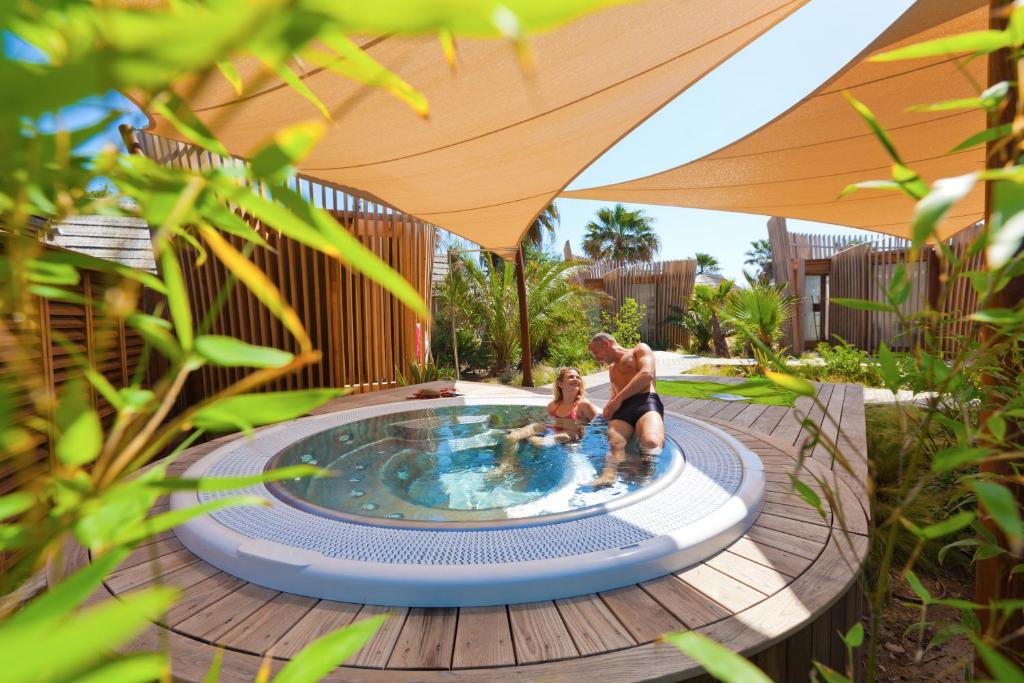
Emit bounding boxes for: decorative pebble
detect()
[361,503,379,511]
[386,512,403,519]
[350,489,365,497]
[300,454,315,463]
[349,476,363,483]
[355,464,366,470]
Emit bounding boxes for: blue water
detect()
[270,405,677,523]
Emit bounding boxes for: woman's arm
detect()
[578,399,599,421]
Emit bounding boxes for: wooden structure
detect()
[135,131,437,396]
[0,245,150,498]
[574,259,697,350]
[77,377,869,681]
[767,217,984,354]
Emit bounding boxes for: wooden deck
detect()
[81,378,869,682]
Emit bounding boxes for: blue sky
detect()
[8,0,915,283]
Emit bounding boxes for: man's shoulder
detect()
[634,342,654,356]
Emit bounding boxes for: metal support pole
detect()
[515,245,533,387]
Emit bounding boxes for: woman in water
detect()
[502,367,598,448]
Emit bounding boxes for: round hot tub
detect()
[171,396,765,607]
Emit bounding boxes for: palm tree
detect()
[744,239,773,284]
[694,252,721,275]
[522,202,560,248]
[723,280,795,357]
[692,281,734,358]
[581,204,660,266]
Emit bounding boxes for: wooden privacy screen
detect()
[0,251,149,496]
[135,131,436,397]
[574,259,696,349]
[768,217,984,355]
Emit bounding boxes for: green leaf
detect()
[986,414,1008,442]
[110,495,268,546]
[988,179,1024,268]
[151,465,328,492]
[971,635,1024,682]
[842,622,864,649]
[216,60,243,95]
[266,58,331,120]
[27,258,80,286]
[160,247,194,351]
[919,512,975,540]
[838,179,903,199]
[764,370,815,398]
[5,547,130,630]
[811,663,851,683]
[909,81,1010,113]
[951,123,1013,153]
[203,648,224,683]
[73,653,168,683]
[789,474,826,519]
[33,250,166,294]
[0,585,178,683]
[911,173,978,253]
[54,381,103,467]
[970,480,1023,551]
[831,297,894,313]
[194,335,294,368]
[904,570,932,603]
[191,389,345,433]
[844,92,901,164]
[660,631,772,683]
[273,615,387,683]
[151,91,230,157]
[870,30,1013,62]
[970,308,1021,325]
[0,492,34,520]
[250,121,326,184]
[877,343,901,393]
[891,162,928,200]
[939,538,979,564]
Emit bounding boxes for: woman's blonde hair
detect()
[552,367,585,404]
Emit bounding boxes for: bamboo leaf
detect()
[831,297,894,313]
[0,492,35,520]
[811,663,851,683]
[160,247,193,351]
[198,224,312,352]
[969,480,1023,551]
[73,653,169,683]
[904,570,932,603]
[111,495,269,546]
[842,622,864,649]
[273,615,387,683]
[659,631,772,683]
[250,121,326,184]
[151,465,329,492]
[194,335,294,368]
[971,635,1024,682]
[838,179,902,199]
[951,123,1013,153]
[909,81,1010,113]
[789,474,825,519]
[911,173,978,253]
[877,343,901,393]
[151,91,230,157]
[919,512,975,540]
[844,92,901,163]
[216,60,243,95]
[191,389,345,433]
[55,380,103,467]
[764,370,815,397]
[870,30,1013,62]
[265,58,331,120]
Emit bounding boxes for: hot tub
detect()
[171,396,765,607]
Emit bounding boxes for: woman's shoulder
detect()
[578,398,599,417]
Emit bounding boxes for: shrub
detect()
[795,341,886,387]
[395,360,455,386]
[601,297,645,347]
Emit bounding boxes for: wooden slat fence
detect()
[136,131,436,397]
[769,217,984,355]
[574,259,696,350]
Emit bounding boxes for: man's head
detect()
[588,332,619,364]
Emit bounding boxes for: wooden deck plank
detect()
[119,536,184,569]
[748,405,789,434]
[676,564,766,613]
[726,537,816,579]
[640,575,731,629]
[793,382,835,452]
[346,605,408,668]
[164,571,248,626]
[810,383,847,468]
[387,608,458,670]
[104,548,202,592]
[762,501,830,527]
[175,583,280,641]
[600,585,685,643]
[452,606,515,669]
[705,551,793,595]
[755,513,831,543]
[508,601,578,664]
[273,600,363,659]
[219,591,318,655]
[745,526,824,561]
[555,594,635,656]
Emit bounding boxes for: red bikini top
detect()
[549,401,579,420]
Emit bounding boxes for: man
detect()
[587,332,665,487]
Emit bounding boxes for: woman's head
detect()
[552,367,585,403]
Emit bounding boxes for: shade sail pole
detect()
[977,0,1024,666]
[515,246,534,387]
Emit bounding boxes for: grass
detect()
[681,364,749,378]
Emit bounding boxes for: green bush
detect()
[795,341,886,387]
[601,296,645,348]
[395,360,455,386]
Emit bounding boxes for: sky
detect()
[7,0,918,284]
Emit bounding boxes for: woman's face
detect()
[559,369,581,393]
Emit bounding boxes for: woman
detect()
[502,367,597,448]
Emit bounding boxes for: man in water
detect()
[587,332,665,487]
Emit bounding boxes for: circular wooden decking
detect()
[88,380,869,682]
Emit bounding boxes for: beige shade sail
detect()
[143,0,809,255]
[564,0,989,241]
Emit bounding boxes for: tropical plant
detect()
[744,239,773,283]
[581,203,660,265]
[523,201,560,248]
[722,279,792,359]
[665,303,713,355]
[668,9,1024,680]
[693,252,721,274]
[601,296,645,348]
[395,360,454,386]
[692,281,734,358]
[0,1,623,680]
[432,249,481,376]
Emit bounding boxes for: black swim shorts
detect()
[610,392,664,428]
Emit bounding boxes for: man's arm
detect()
[603,345,657,418]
